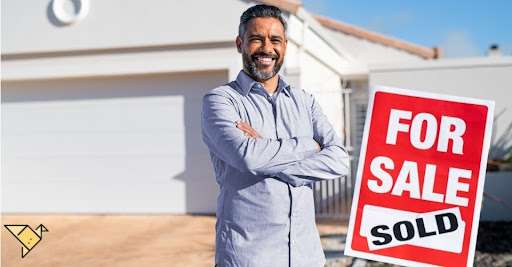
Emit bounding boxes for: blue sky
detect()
[303,0,512,58]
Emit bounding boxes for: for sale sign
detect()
[345,86,494,267]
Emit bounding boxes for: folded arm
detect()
[274,92,350,186]
[201,90,319,176]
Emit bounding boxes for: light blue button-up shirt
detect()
[202,70,350,267]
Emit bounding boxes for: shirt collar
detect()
[235,70,291,97]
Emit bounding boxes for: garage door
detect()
[2,71,227,213]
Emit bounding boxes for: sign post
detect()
[345,86,494,267]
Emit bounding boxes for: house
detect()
[1,0,437,214]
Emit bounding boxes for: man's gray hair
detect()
[238,4,287,37]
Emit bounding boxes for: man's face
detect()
[237,17,287,82]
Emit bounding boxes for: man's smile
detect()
[252,54,277,67]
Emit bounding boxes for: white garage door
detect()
[2,71,227,213]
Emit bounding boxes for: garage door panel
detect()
[3,132,185,157]
[2,71,227,213]
[2,182,187,213]
[3,156,186,184]
[3,97,186,133]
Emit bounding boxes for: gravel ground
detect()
[322,221,512,267]
[474,221,512,267]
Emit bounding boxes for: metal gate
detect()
[313,172,353,219]
[313,85,358,220]
[313,155,357,219]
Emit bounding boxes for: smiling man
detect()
[201,4,350,267]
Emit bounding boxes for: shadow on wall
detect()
[2,71,227,214]
[175,71,228,214]
[482,109,512,221]
[489,108,512,163]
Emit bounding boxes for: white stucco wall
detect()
[300,53,344,137]
[2,0,251,54]
[285,13,349,138]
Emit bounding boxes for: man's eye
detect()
[271,39,281,44]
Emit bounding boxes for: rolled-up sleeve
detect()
[275,92,350,186]
[202,90,319,177]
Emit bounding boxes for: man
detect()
[201,4,349,267]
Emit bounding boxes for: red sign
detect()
[345,86,494,267]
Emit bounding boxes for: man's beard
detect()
[242,51,283,82]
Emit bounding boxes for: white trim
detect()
[295,7,357,62]
[345,85,495,267]
[370,56,512,72]
[285,35,367,78]
[2,46,236,81]
[287,10,368,78]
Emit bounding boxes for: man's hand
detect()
[314,141,321,152]
[236,121,321,152]
[236,121,262,138]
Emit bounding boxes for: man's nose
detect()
[261,38,274,53]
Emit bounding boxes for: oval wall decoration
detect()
[51,0,90,25]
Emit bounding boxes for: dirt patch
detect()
[2,214,216,267]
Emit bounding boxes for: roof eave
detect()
[314,14,441,60]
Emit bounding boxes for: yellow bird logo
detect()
[4,224,49,258]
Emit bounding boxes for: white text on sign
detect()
[386,109,466,154]
[367,109,471,206]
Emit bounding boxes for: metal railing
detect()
[313,155,356,220]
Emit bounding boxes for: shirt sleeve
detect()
[201,89,319,176]
[274,91,350,187]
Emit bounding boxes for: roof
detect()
[314,15,440,59]
[256,0,441,59]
